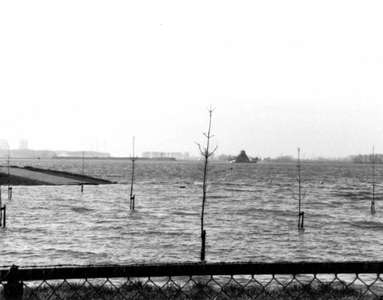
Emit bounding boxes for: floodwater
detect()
[0,159,382,267]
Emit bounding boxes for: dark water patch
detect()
[221,182,255,188]
[173,180,194,185]
[334,184,361,190]
[207,194,232,199]
[140,180,163,185]
[275,187,294,193]
[319,199,340,208]
[173,211,199,217]
[241,207,293,218]
[10,227,51,235]
[351,220,383,230]
[51,248,106,258]
[224,188,258,193]
[332,190,372,200]
[221,182,242,187]
[274,193,289,200]
[71,207,94,213]
[164,231,191,237]
[304,210,337,220]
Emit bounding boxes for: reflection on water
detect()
[0,159,382,267]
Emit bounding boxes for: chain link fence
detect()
[1,261,383,299]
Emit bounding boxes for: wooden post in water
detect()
[297,148,304,230]
[0,180,5,227]
[0,186,5,227]
[371,146,376,214]
[0,183,2,226]
[2,205,6,227]
[196,106,218,261]
[7,149,12,200]
[130,137,138,210]
[81,151,85,193]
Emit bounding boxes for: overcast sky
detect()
[1,1,383,158]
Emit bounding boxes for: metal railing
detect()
[1,261,383,299]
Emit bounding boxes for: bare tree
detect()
[196,106,218,261]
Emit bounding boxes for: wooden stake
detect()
[130,137,138,210]
[81,151,85,193]
[297,148,304,230]
[0,185,2,227]
[7,149,11,200]
[371,146,376,214]
[0,204,5,227]
[2,205,5,227]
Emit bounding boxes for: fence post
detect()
[3,265,23,300]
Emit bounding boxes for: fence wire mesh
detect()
[1,262,383,299]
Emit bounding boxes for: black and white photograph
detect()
[1,1,383,299]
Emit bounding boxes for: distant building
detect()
[18,139,29,150]
[56,150,110,158]
[141,151,190,160]
[233,150,250,163]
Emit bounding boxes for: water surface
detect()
[1,159,382,267]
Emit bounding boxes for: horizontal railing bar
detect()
[1,261,383,282]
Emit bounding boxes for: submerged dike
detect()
[0,166,117,186]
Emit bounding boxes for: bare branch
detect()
[206,146,218,158]
[207,105,216,113]
[196,142,207,156]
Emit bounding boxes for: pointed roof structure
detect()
[234,150,250,163]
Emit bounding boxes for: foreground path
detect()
[0,166,115,186]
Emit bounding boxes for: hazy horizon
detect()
[1,1,383,159]
[1,143,379,160]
